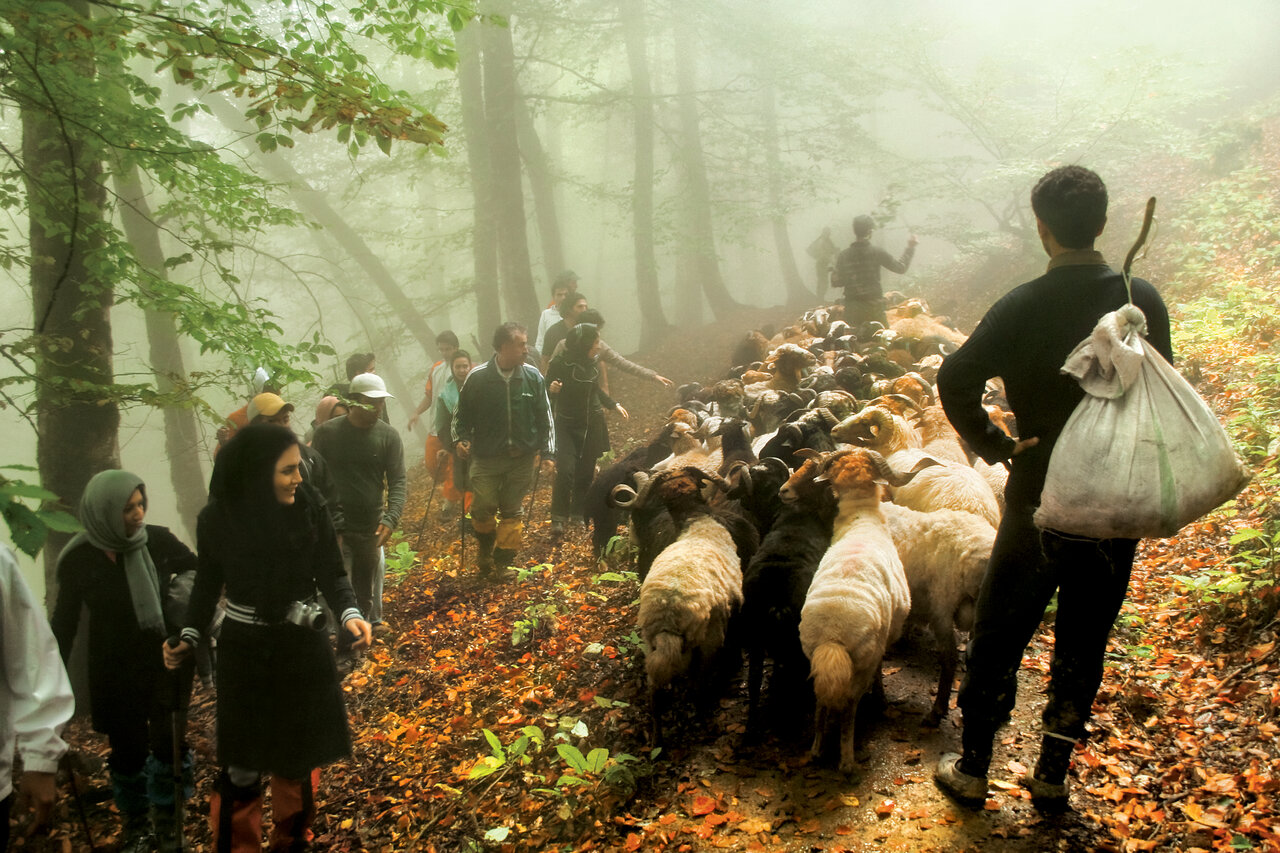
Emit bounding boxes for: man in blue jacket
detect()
[934,166,1172,807]
[453,322,555,577]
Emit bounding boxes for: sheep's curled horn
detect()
[865,450,936,486]
[610,470,652,508]
[725,460,751,495]
[814,406,839,429]
[886,393,924,414]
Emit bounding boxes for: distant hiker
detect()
[830,215,917,327]
[546,309,674,395]
[216,367,274,453]
[305,396,348,445]
[539,291,589,374]
[535,270,580,353]
[933,166,1173,807]
[807,227,839,299]
[407,331,462,511]
[546,324,628,535]
[452,322,555,579]
[431,349,475,517]
[333,352,389,425]
[51,471,197,852]
[311,373,406,655]
[2,543,73,852]
[165,424,371,853]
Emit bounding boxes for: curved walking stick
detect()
[1124,197,1157,277]
[166,636,188,851]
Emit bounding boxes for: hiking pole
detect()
[166,636,188,853]
[524,457,544,528]
[414,473,439,552]
[63,754,100,852]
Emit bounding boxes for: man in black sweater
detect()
[933,166,1173,807]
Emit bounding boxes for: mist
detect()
[3,0,1278,597]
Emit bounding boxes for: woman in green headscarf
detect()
[51,470,198,853]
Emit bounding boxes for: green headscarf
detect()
[58,470,164,634]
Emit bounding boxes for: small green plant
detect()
[0,468,82,557]
[382,540,418,585]
[511,602,559,646]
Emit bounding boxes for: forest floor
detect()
[35,305,1280,853]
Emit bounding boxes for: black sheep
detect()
[740,456,838,737]
[585,432,673,558]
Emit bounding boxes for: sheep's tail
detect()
[810,642,854,708]
[647,633,685,691]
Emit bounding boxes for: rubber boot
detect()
[152,805,189,853]
[111,768,153,853]
[268,769,321,852]
[474,530,496,573]
[210,771,263,853]
[491,548,517,576]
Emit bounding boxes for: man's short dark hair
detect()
[577,308,605,328]
[853,215,875,238]
[1031,165,1108,250]
[436,330,459,348]
[452,349,471,364]
[553,269,580,289]
[493,322,527,351]
[345,352,375,380]
[558,291,587,318]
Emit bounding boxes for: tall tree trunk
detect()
[456,21,501,340]
[113,165,206,541]
[621,0,670,349]
[672,16,739,320]
[761,71,812,308]
[20,1,120,595]
[204,95,439,360]
[514,89,565,286]
[481,3,542,330]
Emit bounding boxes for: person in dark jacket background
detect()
[545,324,628,535]
[933,165,1173,807]
[164,425,372,852]
[52,470,197,853]
[830,214,917,328]
[453,322,555,577]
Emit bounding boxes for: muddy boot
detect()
[474,531,496,575]
[152,805,189,853]
[119,809,154,853]
[491,548,517,579]
[112,768,153,853]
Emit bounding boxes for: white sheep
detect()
[792,448,922,774]
[882,503,995,726]
[636,467,754,744]
[834,406,1000,527]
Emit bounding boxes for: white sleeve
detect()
[1,546,74,779]
[535,308,557,352]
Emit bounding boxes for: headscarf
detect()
[206,424,317,620]
[314,395,343,427]
[57,470,164,634]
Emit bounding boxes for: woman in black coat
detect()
[165,424,371,852]
[545,323,629,534]
[51,469,197,853]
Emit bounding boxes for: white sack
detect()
[1034,304,1250,539]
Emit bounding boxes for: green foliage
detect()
[0,471,82,557]
[383,540,418,585]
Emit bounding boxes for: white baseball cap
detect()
[349,373,394,399]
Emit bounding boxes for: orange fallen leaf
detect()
[690,796,717,816]
[875,799,895,817]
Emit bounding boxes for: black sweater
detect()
[937,255,1173,507]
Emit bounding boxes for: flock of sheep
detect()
[588,301,1014,774]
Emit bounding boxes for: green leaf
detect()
[593,572,627,583]
[37,511,82,534]
[0,481,60,501]
[585,747,609,774]
[1229,528,1266,545]
[484,826,510,842]
[555,744,588,774]
[553,774,590,787]
[2,501,47,558]
[482,728,504,760]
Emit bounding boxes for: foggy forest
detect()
[2,0,1279,850]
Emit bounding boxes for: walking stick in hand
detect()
[165,636,188,852]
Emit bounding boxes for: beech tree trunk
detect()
[456,21,502,340]
[761,72,812,308]
[205,95,439,363]
[20,1,121,595]
[621,0,670,349]
[673,16,739,320]
[113,164,207,540]
[515,89,565,287]
[481,2,542,330]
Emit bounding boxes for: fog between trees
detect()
[2,0,1277,597]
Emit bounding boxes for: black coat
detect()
[186,483,358,775]
[51,525,197,733]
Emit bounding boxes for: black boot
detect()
[491,548,516,577]
[119,808,154,853]
[474,531,496,573]
[152,805,189,853]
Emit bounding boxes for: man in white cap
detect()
[311,373,406,667]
